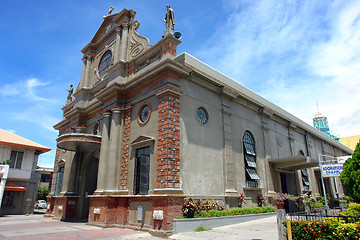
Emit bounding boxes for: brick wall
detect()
[156,90,181,189]
[88,196,183,232]
[52,196,78,220]
[120,109,131,190]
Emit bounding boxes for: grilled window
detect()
[9,151,24,169]
[299,151,310,189]
[243,131,258,188]
[301,169,310,187]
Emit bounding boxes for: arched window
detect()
[299,150,310,190]
[243,131,259,188]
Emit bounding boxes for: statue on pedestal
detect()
[164,5,175,36]
[66,84,73,102]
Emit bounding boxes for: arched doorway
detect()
[77,151,99,220]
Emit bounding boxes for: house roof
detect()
[5,183,26,192]
[0,129,51,154]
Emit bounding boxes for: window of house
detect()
[243,131,259,188]
[134,147,150,195]
[9,151,24,169]
[40,174,50,183]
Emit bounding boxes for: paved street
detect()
[0,213,278,240]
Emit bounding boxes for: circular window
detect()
[97,50,112,78]
[138,103,151,124]
[196,107,209,125]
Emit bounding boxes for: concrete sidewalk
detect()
[0,214,278,240]
[169,215,278,240]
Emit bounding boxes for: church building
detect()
[47,8,353,232]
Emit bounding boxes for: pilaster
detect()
[105,107,122,192]
[83,55,93,88]
[79,56,87,88]
[120,23,129,61]
[114,28,122,63]
[155,87,182,192]
[95,111,111,194]
[221,97,237,195]
[120,107,132,190]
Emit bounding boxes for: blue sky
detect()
[1,0,359,167]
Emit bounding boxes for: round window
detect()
[138,103,151,124]
[196,107,209,125]
[97,50,112,78]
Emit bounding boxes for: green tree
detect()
[340,142,360,203]
[36,185,49,201]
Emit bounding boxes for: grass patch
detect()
[195,226,212,232]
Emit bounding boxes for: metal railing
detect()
[288,208,359,223]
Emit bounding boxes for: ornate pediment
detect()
[131,135,155,146]
[127,20,151,60]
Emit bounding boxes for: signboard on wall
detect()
[321,164,343,177]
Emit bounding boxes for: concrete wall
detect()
[0,145,38,180]
[176,72,351,206]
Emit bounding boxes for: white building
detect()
[0,129,50,215]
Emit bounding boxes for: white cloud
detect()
[6,129,16,134]
[0,78,53,102]
[196,0,360,138]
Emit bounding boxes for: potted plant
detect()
[258,193,265,207]
[182,197,200,218]
[1,159,10,165]
[238,192,246,207]
[271,192,295,209]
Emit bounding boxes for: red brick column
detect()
[161,42,177,56]
[156,87,182,189]
[120,108,132,190]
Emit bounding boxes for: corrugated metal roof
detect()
[5,183,26,191]
[0,129,51,153]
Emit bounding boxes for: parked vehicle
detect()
[34,200,47,209]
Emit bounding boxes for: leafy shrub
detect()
[182,197,226,218]
[182,197,201,218]
[337,202,360,223]
[310,202,324,208]
[340,142,360,203]
[197,206,275,218]
[284,221,337,240]
[284,220,360,239]
[335,223,360,239]
[349,203,360,212]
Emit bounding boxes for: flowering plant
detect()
[258,193,266,207]
[1,159,10,165]
[300,193,316,203]
[272,192,296,202]
[182,197,201,218]
[238,192,246,207]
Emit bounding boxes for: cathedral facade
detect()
[47,8,353,232]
